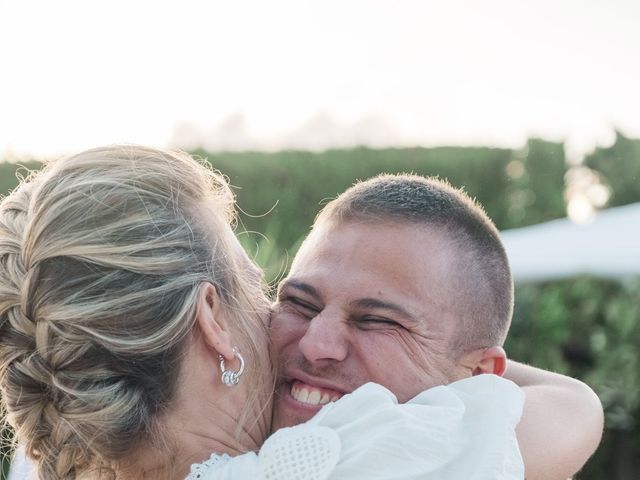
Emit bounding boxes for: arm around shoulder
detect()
[504,361,604,480]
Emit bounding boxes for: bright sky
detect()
[1,0,639,160]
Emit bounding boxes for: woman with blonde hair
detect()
[0,145,527,479]
[0,146,276,478]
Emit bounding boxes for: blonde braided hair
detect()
[0,146,270,479]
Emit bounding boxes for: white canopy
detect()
[500,202,640,283]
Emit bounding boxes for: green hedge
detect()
[508,278,640,479]
[194,139,567,249]
[585,131,640,208]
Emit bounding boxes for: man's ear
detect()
[196,283,235,361]
[471,346,507,377]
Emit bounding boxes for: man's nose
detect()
[298,311,349,363]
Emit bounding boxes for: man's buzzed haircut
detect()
[314,173,513,357]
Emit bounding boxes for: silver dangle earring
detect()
[219,347,245,387]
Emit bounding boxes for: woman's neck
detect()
[123,339,271,479]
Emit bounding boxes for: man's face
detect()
[271,220,472,429]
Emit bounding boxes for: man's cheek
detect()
[269,310,295,344]
[395,331,452,389]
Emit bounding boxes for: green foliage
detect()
[507,277,640,429]
[585,131,640,207]
[519,138,567,224]
[0,161,42,200]
[0,142,570,250]
[237,224,304,287]
[196,146,513,249]
[507,277,640,478]
[193,142,567,250]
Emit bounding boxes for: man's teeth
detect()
[291,383,341,406]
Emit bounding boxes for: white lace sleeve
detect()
[185,425,340,480]
[187,375,525,480]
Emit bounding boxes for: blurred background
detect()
[1,0,639,478]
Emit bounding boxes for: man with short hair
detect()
[271,174,603,480]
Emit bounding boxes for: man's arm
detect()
[504,361,604,480]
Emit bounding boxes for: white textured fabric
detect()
[186,374,525,480]
[259,425,340,480]
[186,454,232,479]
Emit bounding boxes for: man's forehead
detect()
[283,220,463,320]
[305,217,452,247]
[292,220,456,276]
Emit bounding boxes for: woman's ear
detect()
[195,283,235,361]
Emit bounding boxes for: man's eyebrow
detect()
[278,279,322,301]
[350,298,415,320]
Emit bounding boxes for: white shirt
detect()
[186,374,525,480]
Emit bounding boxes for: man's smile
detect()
[289,380,342,406]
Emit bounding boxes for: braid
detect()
[0,180,33,328]
[0,179,88,479]
[0,179,36,368]
[0,161,178,479]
